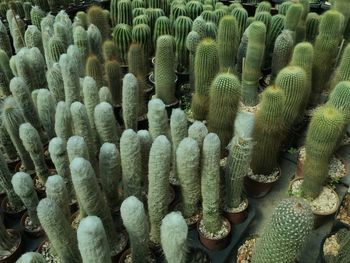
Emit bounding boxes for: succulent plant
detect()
[70,157,122,256]
[192,16,207,39]
[105,60,122,106]
[87,5,110,41]
[37,198,81,263]
[45,174,71,221]
[0,21,12,57]
[191,38,219,120]
[305,12,320,43]
[12,172,40,228]
[17,252,46,262]
[37,89,56,139]
[177,137,200,218]
[294,0,309,43]
[112,23,132,64]
[10,15,25,53]
[133,14,150,27]
[122,73,139,130]
[73,26,89,74]
[236,28,248,78]
[330,44,350,90]
[170,5,187,25]
[0,119,17,161]
[48,36,66,64]
[86,55,104,88]
[148,135,172,244]
[301,105,345,198]
[87,24,103,62]
[327,81,350,123]
[99,86,113,104]
[102,40,118,61]
[242,21,266,106]
[47,63,65,102]
[120,129,143,200]
[188,121,208,153]
[117,0,133,26]
[250,86,285,176]
[251,198,313,263]
[30,6,45,31]
[205,21,217,39]
[133,7,146,18]
[147,98,170,140]
[174,16,192,73]
[54,101,73,142]
[146,8,165,36]
[24,25,44,55]
[186,1,203,21]
[284,3,303,40]
[231,7,248,40]
[67,44,84,78]
[67,136,90,163]
[254,11,271,33]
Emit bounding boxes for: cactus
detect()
[19,123,50,184]
[312,10,344,104]
[301,105,346,198]
[53,22,70,51]
[188,121,208,152]
[30,6,45,31]
[87,24,103,62]
[185,30,200,90]
[305,12,320,43]
[132,0,145,9]
[208,73,241,149]
[9,55,17,77]
[2,98,34,171]
[132,23,152,58]
[10,16,25,53]
[105,60,122,105]
[186,1,203,20]
[17,252,46,263]
[251,198,313,263]
[37,89,56,139]
[133,14,149,26]
[324,228,350,263]
[255,1,271,14]
[271,30,294,80]
[73,26,89,74]
[330,44,350,90]
[236,28,248,78]
[110,0,118,26]
[77,216,112,263]
[99,143,121,212]
[295,0,309,43]
[250,86,285,176]
[327,81,350,123]
[12,172,40,228]
[24,25,44,55]
[148,135,172,244]
[37,198,81,263]
[201,10,214,23]
[121,196,150,262]
[192,16,207,39]
[217,15,238,72]
[242,21,266,106]
[146,8,165,36]
[102,40,118,61]
[46,63,65,102]
[59,53,81,106]
[67,44,84,79]
[74,11,88,29]
[278,1,292,15]
[170,5,187,25]
[67,136,90,163]
[94,102,121,147]
[177,137,200,218]
[99,86,113,104]
[9,77,43,139]
[205,22,217,39]
[133,7,146,17]
[191,38,219,120]
[147,98,170,140]
[231,7,248,40]
[86,55,104,88]
[254,11,271,32]
[122,73,139,130]
[0,21,12,57]
[41,18,55,68]
[70,157,122,256]
[284,3,303,41]
[117,0,132,26]
[112,23,132,64]
[174,16,192,73]
[87,5,110,41]
[0,119,17,161]
[54,101,73,142]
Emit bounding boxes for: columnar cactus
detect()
[330,44,350,90]
[110,0,118,26]
[54,101,73,142]
[99,143,121,212]
[0,21,13,57]
[137,130,152,185]
[0,120,17,161]
[177,137,200,219]
[67,44,84,78]
[148,135,172,244]
[231,7,248,40]
[188,121,208,152]
[37,89,56,139]
[192,16,206,39]
[99,86,113,104]
[48,137,74,199]
[17,252,46,262]
[191,38,219,120]
[73,26,89,74]
[201,133,222,234]
[254,11,271,33]
[174,16,192,73]
[120,129,142,200]
[112,23,132,64]
[102,40,118,61]
[121,196,150,262]
[105,60,122,106]
[154,35,176,105]
[305,12,320,43]
[86,55,104,88]
[0,49,13,96]
[284,3,303,40]
[133,15,150,26]
[2,98,34,171]
[208,73,241,149]
[10,15,25,53]
[295,0,309,43]
[301,105,345,198]
[12,172,40,228]
[250,86,285,176]
[205,22,217,39]
[45,175,71,221]
[327,81,350,123]
[59,53,81,106]
[242,21,266,106]
[48,36,66,63]
[153,16,172,48]
[67,136,90,163]
[122,73,139,130]
[133,7,146,18]
[251,198,313,263]
[37,198,81,263]
[87,24,103,61]
[147,98,170,140]
[218,15,239,72]
[278,1,292,16]
[47,63,65,102]
[87,5,110,41]
[30,6,45,31]
[117,0,133,26]
[24,25,44,55]
[19,123,50,184]
[271,30,294,80]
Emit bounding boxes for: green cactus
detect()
[86,55,104,88]
[54,101,73,142]
[105,60,122,106]
[46,64,65,102]
[73,26,89,74]
[312,10,344,104]
[278,1,292,16]
[330,44,350,90]
[37,198,81,263]
[185,30,200,90]
[324,228,350,263]
[17,252,46,263]
[295,0,309,44]
[75,11,88,29]
[201,133,222,234]
[205,22,217,39]
[0,119,17,161]
[2,98,34,171]
[87,24,103,62]
[147,98,170,140]
[217,15,239,72]
[77,216,112,263]
[110,0,118,26]
[122,73,139,130]
[191,38,219,120]
[94,102,121,147]
[284,3,303,41]
[147,8,166,35]
[87,5,110,41]
[37,89,56,139]
[24,25,44,55]
[186,1,203,20]
[70,157,122,256]
[102,40,118,62]
[271,30,294,80]
[10,16,25,53]
[133,15,149,27]
[48,36,65,64]
[33,0,49,12]
[251,198,313,263]
[99,86,113,104]
[201,10,214,23]
[132,23,152,58]
[112,23,132,65]
[174,16,192,73]
[231,7,248,40]
[242,21,266,106]
[0,21,12,57]
[177,137,200,218]
[30,6,45,31]
[250,86,285,176]
[120,129,143,200]
[53,21,71,50]
[132,0,146,9]
[236,28,248,78]
[117,0,132,26]
[192,16,206,39]
[99,143,121,212]
[255,1,271,14]
[12,172,40,228]
[254,11,271,33]
[19,122,50,184]
[170,5,187,25]
[208,73,241,149]
[327,81,350,123]
[133,7,146,18]
[121,196,150,262]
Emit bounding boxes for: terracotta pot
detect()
[1,197,26,219]
[225,199,249,225]
[197,217,232,251]
[243,168,281,199]
[20,211,45,237]
[0,229,24,263]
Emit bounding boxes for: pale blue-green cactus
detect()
[37,89,56,139]
[24,25,44,55]
[122,73,139,130]
[0,20,12,57]
[67,136,90,163]
[98,86,113,104]
[137,130,152,184]
[10,15,25,53]
[188,121,208,151]
[147,98,170,140]
[17,252,46,263]
[54,101,73,142]
[67,44,85,78]
[47,63,65,102]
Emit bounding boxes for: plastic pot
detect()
[1,197,26,219]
